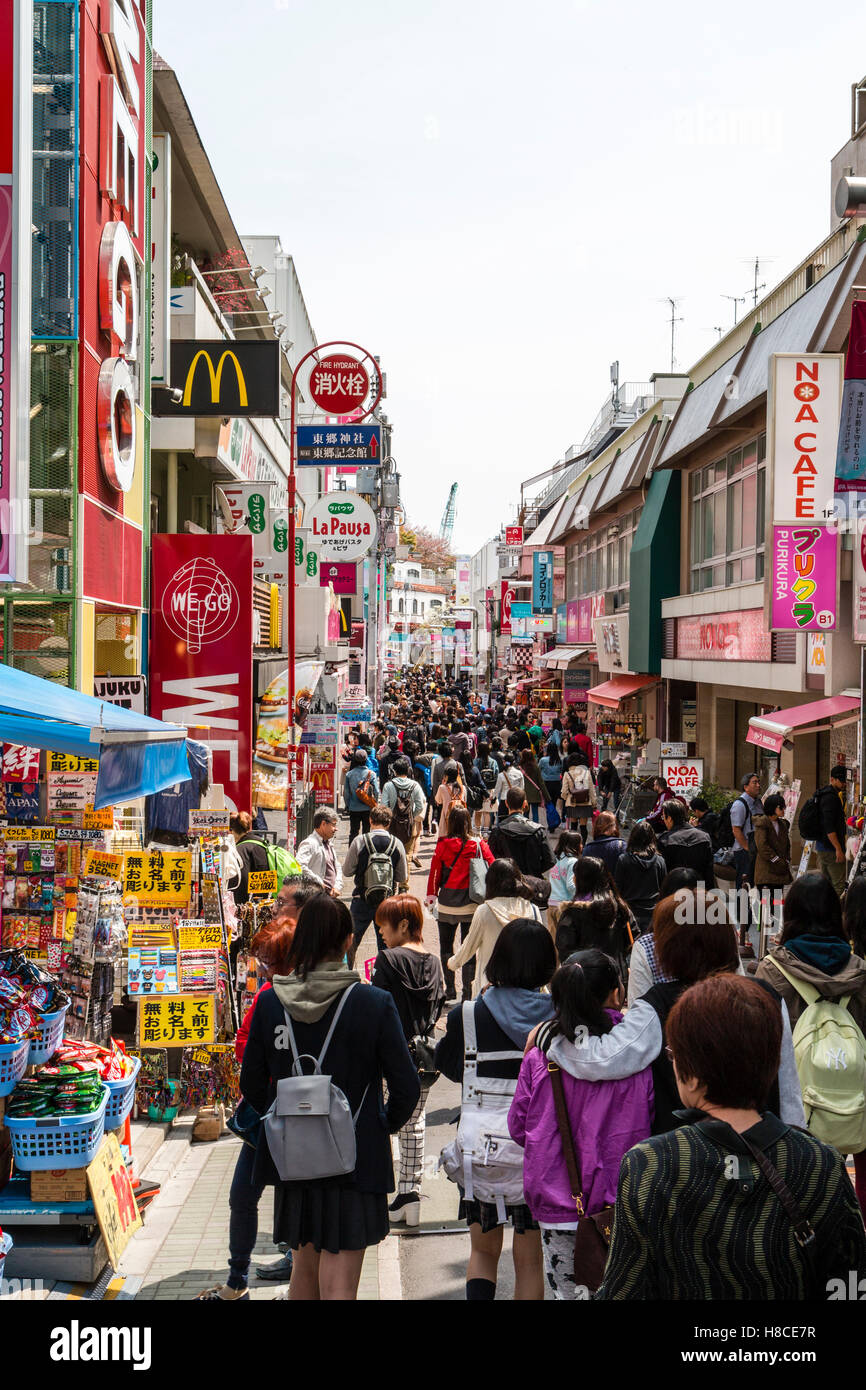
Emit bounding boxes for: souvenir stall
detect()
[0,666,238,1281]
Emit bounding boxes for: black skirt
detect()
[274,1179,389,1254]
[459,1196,539,1234]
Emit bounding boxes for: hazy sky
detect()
[154,0,862,555]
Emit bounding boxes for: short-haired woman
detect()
[436,919,557,1300]
[596,975,866,1299]
[240,897,420,1300]
[371,895,445,1228]
[752,792,792,894]
[581,811,626,876]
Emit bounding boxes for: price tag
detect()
[177,922,223,950]
[84,849,124,880]
[248,870,278,896]
[188,809,231,836]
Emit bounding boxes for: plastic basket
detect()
[4,1085,108,1171]
[27,1003,69,1066]
[103,1055,141,1131]
[0,1039,30,1098]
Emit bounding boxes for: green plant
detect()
[695,778,736,814]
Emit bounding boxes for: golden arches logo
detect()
[182,349,249,407]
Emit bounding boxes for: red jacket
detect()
[427,835,494,896]
[235,981,272,1062]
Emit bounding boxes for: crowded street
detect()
[4,0,866,1366]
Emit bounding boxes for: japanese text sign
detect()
[771,525,837,631]
[248,870,278,897]
[123,851,192,907]
[87,1134,143,1270]
[139,994,216,1047]
[84,850,124,881]
[532,551,554,614]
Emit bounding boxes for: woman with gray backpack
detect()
[240,896,419,1300]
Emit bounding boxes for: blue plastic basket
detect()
[27,1003,69,1066]
[0,1039,30,1098]
[103,1055,141,1131]
[4,1085,109,1171]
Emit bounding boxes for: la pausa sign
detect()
[309,493,377,561]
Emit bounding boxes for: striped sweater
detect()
[596,1114,866,1300]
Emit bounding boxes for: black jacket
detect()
[816,785,846,847]
[582,835,627,877]
[614,850,667,933]
[234,833,272,905]
[435,996,523,1083]
[657,825,715,888]
[488,814,555,877]
[371,947,445,1042]
[241,983,420,1193]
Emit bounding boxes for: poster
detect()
[123,851,192,908]
[661,758,704,800]
[188,809,231,836]
[138,995,216,1046]
[834,300,866,494]
[87,1135,143,1270]
[150,534,254,814]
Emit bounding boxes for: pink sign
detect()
[0,184,13,578]
[566,601,579,643]
[2,744,41,784]
[578,598,592,643]
[320,561,357,596]
[676,609,772,662]
[746,726,784,754]
[771,525,837,631]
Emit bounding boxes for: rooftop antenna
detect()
[663,297,683,371]
[741,255,773,307]
[721,292,746,326]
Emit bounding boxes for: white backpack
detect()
[439,1001,526,1221]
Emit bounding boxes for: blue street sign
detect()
[296,424,381,465]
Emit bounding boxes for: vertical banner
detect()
[150,535,254,812]
[771,526,837,631]
[0,0,31,582]
[532,550,554,614]
[150,132,171,383]
[500,581,514,636]
[834,300,866,495]
[855,531,866,644]
[455,558,471,606]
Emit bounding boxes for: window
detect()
[689,434,766,592]
[569,507,641,610]
[398,598,404,614]
[407,568,420,579]
[412,599,418,615]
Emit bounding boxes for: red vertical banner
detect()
[149,535,254,812]
[500,581,514,636]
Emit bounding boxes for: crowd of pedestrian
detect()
[202,667,866,1303]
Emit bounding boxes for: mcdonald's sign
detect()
[153,340,280,417]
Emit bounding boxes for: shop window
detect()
[9,600,72,685]
[29,342,75,593]
[689,433,766,592]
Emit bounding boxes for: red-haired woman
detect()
[372,894,446,1227]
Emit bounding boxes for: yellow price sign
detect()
[248,870,278,896]
[87,1134,142,1270]
[177,922,223,950]
[84,849,124,881]
[1,826,56,842]
[127,925,176,949]
[138,994,216,1048]
[83,806,114,830]
[191,1049,211,1065]
[123,850,191,907]
[48,751,99,774]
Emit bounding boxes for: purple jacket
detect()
[507,1011,654,1224]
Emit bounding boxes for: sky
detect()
[154,0,865,556]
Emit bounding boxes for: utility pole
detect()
[665,297,684,371]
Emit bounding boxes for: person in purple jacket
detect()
[508,950,654,1299]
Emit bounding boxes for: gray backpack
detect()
[263,984,369,1181]
[363,833,396,906]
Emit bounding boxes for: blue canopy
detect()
[0,664,191,808]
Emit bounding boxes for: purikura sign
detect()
[771,525,837,631]
[308,492,377,561]
[770,354,842,522]
[661,758,704,800]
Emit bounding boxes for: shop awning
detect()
[746,696,860,755]
[586,673,659,708]
[517,673,559,690]
[552,646,593,670]
[0,664,191,808]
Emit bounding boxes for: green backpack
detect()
[773,959,866,1154]
[244,839,302,885]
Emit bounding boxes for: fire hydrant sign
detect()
[139,994,216,1047]
[308,492,377,562]
[123,851,192,907]
[661,758,704,800]
[87,1134,143,1270]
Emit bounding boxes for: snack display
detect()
[0,950,69,1044]
[6,1059,104,1119]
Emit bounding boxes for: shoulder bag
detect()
[437,841,472,910]
[563,768,590,808]
[548,1060,615,1293]
[468,839,489,904]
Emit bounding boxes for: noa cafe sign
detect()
[309,492,377,561]
[661,757,704,800]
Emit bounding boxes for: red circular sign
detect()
[308,355,370,415]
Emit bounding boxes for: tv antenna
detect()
[662,297,684,371]
[741,256,773,307]
[721,293,746,326]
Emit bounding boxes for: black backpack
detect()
[478,758,497,790]
[390,787,414,845]
[714,796,748,851]
[797,789,823,841]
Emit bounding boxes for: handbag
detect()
[468,839,488,904]
[564,770,590,808]
[545,801,562,831]
[227,1098,261,1149]
[355,772,377,809]
[548,1060,615,1293]
[409,1034,439,1081]
[437,843,472,910]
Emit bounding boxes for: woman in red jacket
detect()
[426,806,494,1002]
